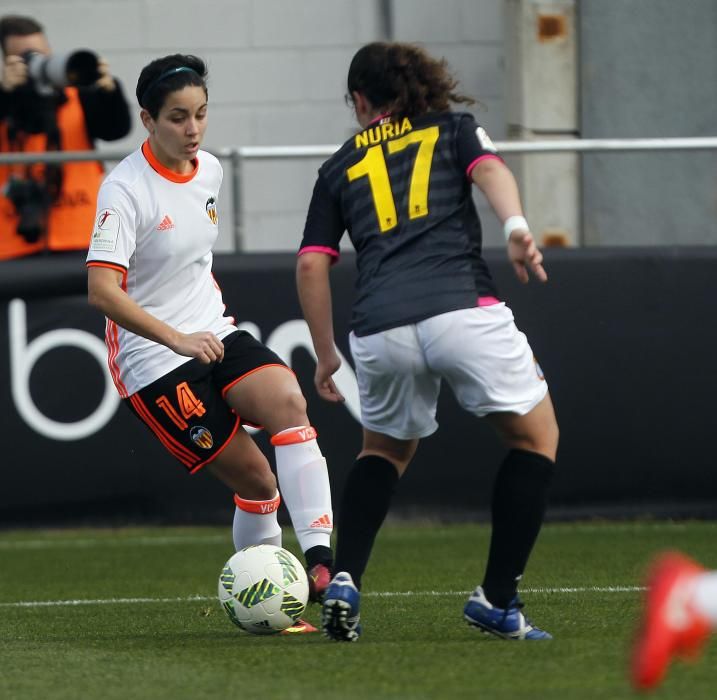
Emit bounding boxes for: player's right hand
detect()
[172,331,225,364]
[1,56,28,92]
[315,353,344,403]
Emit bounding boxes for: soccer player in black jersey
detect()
[297,42,559,641]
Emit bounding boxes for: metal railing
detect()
[2,136,717,250]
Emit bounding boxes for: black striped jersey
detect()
[299,111,501,337]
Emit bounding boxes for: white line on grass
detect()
[1,595,214,608]
[370,586,645,596]
[0,586,644,609]
[0,535,230,550]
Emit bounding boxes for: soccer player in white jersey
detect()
[632,551,717,690]
[86,54,333,632]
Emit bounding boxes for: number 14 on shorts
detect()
[156,381,206,430]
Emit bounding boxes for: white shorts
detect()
[349,304,548,440]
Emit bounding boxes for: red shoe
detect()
[307,563,332,603]
[279,619,318,635]
[631,551,710,691]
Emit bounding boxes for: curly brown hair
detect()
[347,42,475,119]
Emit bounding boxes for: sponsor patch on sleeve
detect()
[476,126,498,153]
[90,209,120,252]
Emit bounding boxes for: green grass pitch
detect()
[1,521,716,699]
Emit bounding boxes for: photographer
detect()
[0,15,131,260]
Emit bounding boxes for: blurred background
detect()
[1,0,716,526]
[3,0,715,251]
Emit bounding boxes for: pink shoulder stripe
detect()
[466,153,503,178]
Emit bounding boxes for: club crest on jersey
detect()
[206,197,218,225]
[190,426,214,449]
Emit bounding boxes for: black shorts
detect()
[124,330,289,473]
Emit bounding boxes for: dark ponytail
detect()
[347,42,474,119]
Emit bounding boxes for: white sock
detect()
[692,572,717,626]
[271,426,333,553]
[231,491,282,551]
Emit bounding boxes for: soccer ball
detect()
[218,544,309,634]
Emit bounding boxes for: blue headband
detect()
[140,66,201,107]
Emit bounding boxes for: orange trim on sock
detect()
[233,491,281,514]
[270,426,318,446]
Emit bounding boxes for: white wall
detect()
[6,0,508,250]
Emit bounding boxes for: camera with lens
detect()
[23,48,100,95]
[8,49,100,132]
[3,175,51,244]
[3,49,99,244]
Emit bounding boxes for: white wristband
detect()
[503,215,529,241]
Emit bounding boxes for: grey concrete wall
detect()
[5,0,507,251]
[390,0,508,246]
[5,1,715,251]
[580,0,717,245]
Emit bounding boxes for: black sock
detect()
[304,545,333,570]
[333,455,399,589]
[482,449,555,609]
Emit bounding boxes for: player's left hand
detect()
[314,353,344,403]
[507,228,548,283]
[95,58,116,92]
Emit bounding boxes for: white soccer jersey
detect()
[86,140,236,398]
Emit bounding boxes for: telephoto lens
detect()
[23,49,100,94]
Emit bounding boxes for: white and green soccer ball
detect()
[218,544,309,634]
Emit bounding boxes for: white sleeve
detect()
[86,180,138,269]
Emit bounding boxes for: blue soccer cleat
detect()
[463,586,552,640]
[321,572,361,642]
